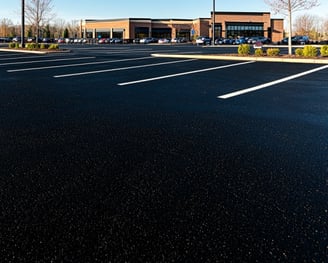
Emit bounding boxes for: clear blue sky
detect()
[1,0,327,23]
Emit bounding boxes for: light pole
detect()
[212,0,215,46]
[21,0,25,48]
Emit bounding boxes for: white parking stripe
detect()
[218,64,328,99]
[0,56,95,66]
[53,59,196,78]
[106,49,179,54]
[0,53,21,57]
[7,57,153,72]
[118,61,255,86]
[0,54,69,61]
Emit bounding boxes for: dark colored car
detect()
[280,36,309,45]
[248,36,271,44]
[196,36,211,45]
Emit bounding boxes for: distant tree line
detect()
[0,0,81,40]
[0,18,81,39]
[293,14,328,41]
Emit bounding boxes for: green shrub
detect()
[26,43,39,49]
[15,43,20,48]
[302,45,317,57]
[40,43,47,49]
[320,45,328,57]
[266,48,280,56]
[8,42,16,48]
[295,48,303,56]
[238,44,250,55]
[48,44,59,50]
[254,48,263,56]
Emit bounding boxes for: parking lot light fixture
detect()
[212,0,216,46]
[21,0,25,48]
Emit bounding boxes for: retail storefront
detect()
[81,12,283,42]
[212,12,283,41]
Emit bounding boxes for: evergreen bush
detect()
[302,45,317,57]
[26,43,39,49]
[320,45,328,57]
[295,48,303,56]
[254,48,263,56]
[48,44,59,50]
[266,48,280,56]
[238,44,250,55]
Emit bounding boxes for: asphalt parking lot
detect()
[1,44,327,262]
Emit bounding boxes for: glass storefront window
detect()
[225,22,264,37]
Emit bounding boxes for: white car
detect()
[158,38,170,44]
[140,37,157,44]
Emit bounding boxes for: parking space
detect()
[1,45,328,262]
[1,45,326,95]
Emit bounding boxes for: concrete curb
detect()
[0,48,71,54]
[151,53,328,64]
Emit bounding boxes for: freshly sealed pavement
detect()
[0,44,327,262]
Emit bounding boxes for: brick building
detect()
[211,12,283,42]
[81,11,283,42]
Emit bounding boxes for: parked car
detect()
[294,35,309,45]
[235,37,247,45]
[171,37,187,43]
[140,37,157,44]
[196,36,211,45]
[57,38,65,44]
[223,38,235,45]
[42,38,53,43]
[110,38,122,44]
[27,37,35,43]
[248,36,270,44]
[65,38,74,44]
[214,38,224,45]
[0,37,11,43]
[158,38,171,44]
[279,35,309,45]
[98,38,109,44]
[12,36,21,42]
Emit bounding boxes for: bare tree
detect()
[264,0,319,55]
[0,18,14,37]
[294,14,315,35]
[25,0,55,42]
[67,20,81,39]
[324,19,328,40]
[52,18,67,39]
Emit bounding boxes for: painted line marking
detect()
[218,64,328,99]
[0,54,70,61]
[7,57,153,72]
[0,53,56,60]
[106,49,179,54]
[0,53,22,57]
[118,61,255,86]
[0,56,95,66]
[53,59,196,78]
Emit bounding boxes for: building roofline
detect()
[84,18,152,22]
[212,11,271,15]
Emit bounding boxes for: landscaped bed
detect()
[5,42,69,53]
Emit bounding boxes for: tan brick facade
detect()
[82,12,283,42]
[211,12,283,42]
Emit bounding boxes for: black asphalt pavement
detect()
[0,44,327,262]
